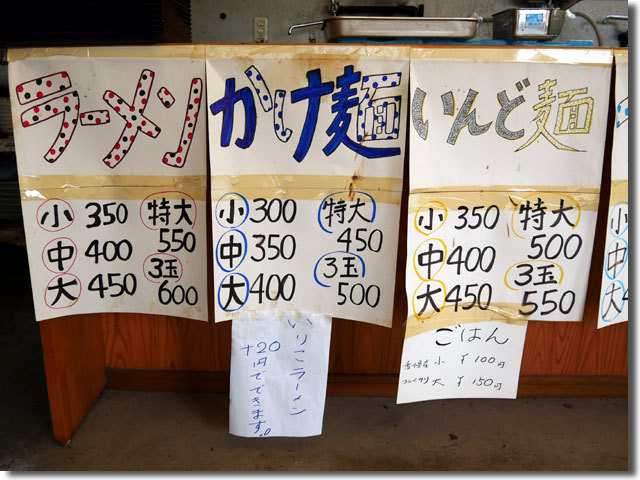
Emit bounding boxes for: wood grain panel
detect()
[105,369,628,398]
[101,49,627,379]
[40,314,105,444]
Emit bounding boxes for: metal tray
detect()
[323,16,480,41]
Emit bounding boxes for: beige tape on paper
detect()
[410,46,613,66]
[405,303,528,339]
[19,174,207,201]
[211,174,403,205]
[8,45,206,61]
[408,186,601,214]
[205,44,410,61]
[609,180,628,207]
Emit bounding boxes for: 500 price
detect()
[337,282,380,308]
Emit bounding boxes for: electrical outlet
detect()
[254,17,268,43]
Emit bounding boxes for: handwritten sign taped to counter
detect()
[207,45,408,327]
[397,320,527,403]
[229,310,331,437]
[9,47,208,321]
[599,50,628,328]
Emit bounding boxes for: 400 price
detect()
[250,273,296,303]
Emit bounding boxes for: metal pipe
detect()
[603,15,628,24]
[571,10,604,47]
[288,21,324,35]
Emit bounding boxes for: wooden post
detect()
[39,314,105,444]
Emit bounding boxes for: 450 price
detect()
[445,283,492,311]
[88,272,137,298]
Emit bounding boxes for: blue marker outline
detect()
[609,201,629,238]
[313,250,365,287]
[604,237,628,281]
[600,279,627,323]
[215,229,248,273]
[217,272,249,312]
[215,192,250,229]
[317,190,377,234]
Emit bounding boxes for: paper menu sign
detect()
[9,47,208,321]
[599,50,629,329]
[208,45,408,327]
[398,47,611,404]
[229,310,332,438]
[397,320,527,403]
[407,48,612,324]
[409,48,613,190]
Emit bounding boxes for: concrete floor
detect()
[0,242,630,471]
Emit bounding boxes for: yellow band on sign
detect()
[205,44,410,61]
[19,174,207,201]
[211,174,403,204]
[408,186,601,214]
[8,45,206,61]
[405,304,528,339]
[410,46,613,66]
[609,180,628,207]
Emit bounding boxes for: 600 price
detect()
[158,280,198,306]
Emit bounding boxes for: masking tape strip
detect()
[410,46,613,66]
[212,174,403,204]
[614,49,629,62]
[20,174,206,190]
[410,185,600,194]
[205,44,410,60]
[21,185,206,202]
[19,174,207,201]
[212,174,402,191]
[609,179,628,207]
[8,45,206,62]
[408,187,600,213]
[8,45,614,66]
[405,303,528,339]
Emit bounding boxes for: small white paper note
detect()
[397,320,527,403]
[229,310,332,437]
